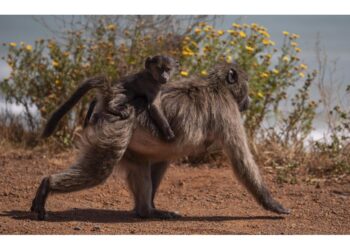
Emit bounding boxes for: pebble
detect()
[73,226,81,231]
[91,225,101,232]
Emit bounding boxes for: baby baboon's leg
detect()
[223,115,290,214]
[150,161,169,208]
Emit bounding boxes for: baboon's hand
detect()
[110,105,131,119]
[262,196,290,215]
[164,128,175,141]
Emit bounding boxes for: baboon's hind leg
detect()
[31,148,117,220]
[31,113,135,220]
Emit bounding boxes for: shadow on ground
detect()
[0,209,285,224]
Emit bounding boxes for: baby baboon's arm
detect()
[148,93,175,141]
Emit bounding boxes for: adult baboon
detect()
[31,62,289,220]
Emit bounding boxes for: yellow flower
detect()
[52,60,59,67]
[180,71,189,77]
[265,54,272,59]
[198,22,206,27]
[291,41,298,47]
[291,33,300,39]
[226,55,232,63]
[260,72,269,78]
[283,31,289,36]
[227,30,238,36]
[239,31,247,38]
[262,39,270,45]
[257,91,264,99]
[55,79,60,85]
[258,30,270,38]
[282,56,289,63]
[232,23,241,29]
[203,25,213,33]
[245,45,255,53]
[295,47,302,53]
[9,42,17,47]
[243,23,249,28]
[299,72,305,78]
[217,30,225,36]
[200,70,208,76]
[230,41,236,46]
[25,45,33,51]
[300,63,308,70]
[191,41,198,48]
[107,24,116,31]
[194,28,201,34]
[63,51,70,57]
[184,36,191,42]
[272,69,279,75]
[182,47,194,57]
[251,23,258,29]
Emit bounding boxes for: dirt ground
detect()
[0,147,349,234]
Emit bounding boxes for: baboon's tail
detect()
[41,76,107,138]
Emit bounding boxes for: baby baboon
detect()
[41,55,179,141]
[31,62,289,220]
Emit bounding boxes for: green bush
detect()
[0,17,316,147]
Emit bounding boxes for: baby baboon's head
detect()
[208,62,250,112]
[145,55,179,84]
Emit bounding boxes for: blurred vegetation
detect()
[0,16,349,182]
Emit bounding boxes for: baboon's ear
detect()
[226,68,238,84]
[145,56,153,69]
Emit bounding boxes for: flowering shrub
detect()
[179,22,316,141]
[0,18,316,147]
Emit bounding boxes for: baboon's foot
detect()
[262,197,290,215]
[151,209,182,219]
[30,177,50,220]
[135,209,181,220]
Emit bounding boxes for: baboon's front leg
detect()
[124,159,180,219]
[151,162,181,218]
[223,109,290,214]
[30,177,50,220]
[150,161,169,208]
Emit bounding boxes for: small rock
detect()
[178,181,185,187]
[73,226,81,231]
[91,226,101,232]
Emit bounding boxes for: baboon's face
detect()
[210,63,250,111]
[146,55,179,84]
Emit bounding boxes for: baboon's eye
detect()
[226,69,238,84]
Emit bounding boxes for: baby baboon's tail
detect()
[41,75,107,138]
